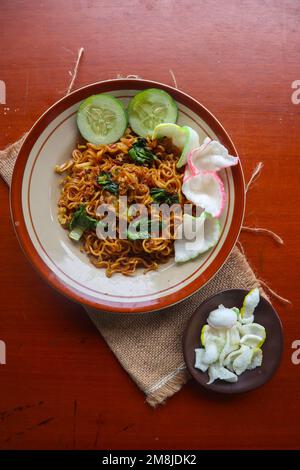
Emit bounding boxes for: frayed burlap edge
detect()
[146,368,190,407]
[0,133,28,185]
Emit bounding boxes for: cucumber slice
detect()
[77,94,127,145]
[177,126,200,168]
[128,88,178,138]
[152,123,200,168]
[152,123,186,149]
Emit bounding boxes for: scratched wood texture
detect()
[0,0,299,450]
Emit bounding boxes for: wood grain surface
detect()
[0,0,299,450]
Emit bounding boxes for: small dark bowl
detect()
[183,289,284,394]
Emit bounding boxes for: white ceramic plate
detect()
[10,79,245,313]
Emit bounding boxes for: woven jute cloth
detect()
[0,136,264,406]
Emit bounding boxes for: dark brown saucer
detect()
[183,289,284,394]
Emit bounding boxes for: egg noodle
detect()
[55,128,198,277]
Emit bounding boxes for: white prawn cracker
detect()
[174,213,221,263]
[194,288,266,384]
[207,363,238,384]
[189,137,239,174]
[207,305,238,329]
[182,172,225,218]
[239,288,260,325]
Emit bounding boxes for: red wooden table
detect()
[0,0,299,450]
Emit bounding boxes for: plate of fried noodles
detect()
[11,79,245,313]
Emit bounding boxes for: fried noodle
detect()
[55,128,187,277]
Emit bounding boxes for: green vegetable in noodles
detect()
[69,205,98,241]
[97,172,119,195]
[128,138,157,166]
[127,217,162,240]
[150,188,179,205]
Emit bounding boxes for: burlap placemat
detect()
[0,135,269,406]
